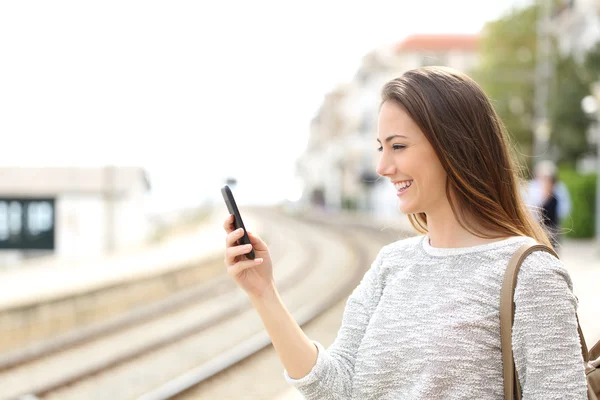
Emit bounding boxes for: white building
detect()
[297,34,480,216]
[553,0,600,60]
[0,166,150,264]
[296,83,363,210]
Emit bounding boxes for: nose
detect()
[376,153,396,177]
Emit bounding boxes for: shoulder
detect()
[371,234,424,275]
[515,248,574,298]
[362,234,423,288]
[520,249,567,276]
[379,234,423,259]
[557,181,569,191]
[556,182,571,197]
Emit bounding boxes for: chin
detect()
[398,198,426,215]
[398,202,415,215]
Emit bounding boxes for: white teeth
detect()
[394,181,413,190]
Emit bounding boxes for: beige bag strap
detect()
[500,243,589,400]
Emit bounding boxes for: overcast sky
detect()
[0,0,530,210]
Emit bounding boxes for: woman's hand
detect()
[223,214,275,298]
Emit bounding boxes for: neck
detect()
[424,201,506,248]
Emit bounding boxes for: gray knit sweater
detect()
[284,235,588,399]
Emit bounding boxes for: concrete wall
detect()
[56,193,148,258]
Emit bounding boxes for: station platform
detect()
[274,388,304,399]
[0,211,261,311]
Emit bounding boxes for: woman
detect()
[222,67,587,399]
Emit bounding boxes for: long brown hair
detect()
[381,66,552,248]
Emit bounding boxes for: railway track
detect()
[165,214,408,400]
[2,208,410,400]
[134,210,410,400]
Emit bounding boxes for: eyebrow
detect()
[376,134,408,144]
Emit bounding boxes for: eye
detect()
[377,144,406,152]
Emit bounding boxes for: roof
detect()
[394,34,479,52]
[0,166,150,197]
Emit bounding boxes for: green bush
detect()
[341,197,358,210]
[559,168,596,238]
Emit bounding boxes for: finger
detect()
[225,228,245,247]
[227,258,263,275]
[223,214,235,232]
[225,244,254,265]
[246,231,267,251]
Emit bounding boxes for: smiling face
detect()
[376,100,448,215]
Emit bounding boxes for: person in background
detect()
[541,174,560,248]
[525,160,571,249]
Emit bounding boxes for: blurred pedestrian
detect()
[525,160,571,249]
[222,67,587,399]
[540,175,560,247]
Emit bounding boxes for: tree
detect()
[549,55,593,167]
[472,5,538,168]
[473,4,594,170]
[584,41,600,79]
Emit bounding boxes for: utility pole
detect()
[532,0,553,162]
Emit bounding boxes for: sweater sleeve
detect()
[512,251,588,399]
[282,246,387,399]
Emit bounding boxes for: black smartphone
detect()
[221,185,255,260]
